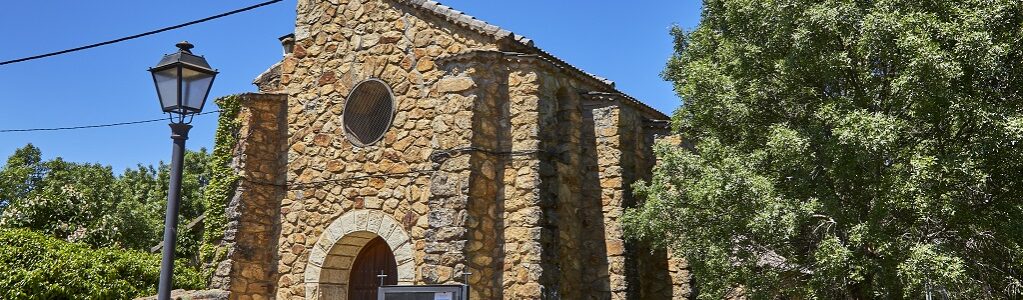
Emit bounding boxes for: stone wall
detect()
[233,0,694,299]
[499,62,551,299]
[211,93,288,300]
[548,82,587,300]
[580,92,691,299]
[275,0,497,299]
[418,64,481,293]
[462,65,505,300]
[432,52,508,299]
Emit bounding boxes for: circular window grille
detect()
[342,79,395,147]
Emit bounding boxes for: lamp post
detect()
[149,41,217,300]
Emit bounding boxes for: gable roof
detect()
[396,0,533,47]
[393,0,668,119]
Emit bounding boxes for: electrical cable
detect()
[0,0,283,66]
[242,147,547,188]
[244,169,438,188]
[0,110,219,133]
[429,146,546,163]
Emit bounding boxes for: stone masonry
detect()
[211,93,289,300]
[183,0,693,299]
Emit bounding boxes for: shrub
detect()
[0,228,203,299]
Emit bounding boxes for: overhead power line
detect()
[0,110,219,133]
[428,146,546,163]
[0,0,283,66]
[245,169,438,188]
[242,147,547,188]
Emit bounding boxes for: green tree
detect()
[0,144,211,257]
[114,149,211,258]
[625,0,1023,298]
[0,155,123,248]
[115,164,166,250]
[0,144,43,216]
[155,149,212,265]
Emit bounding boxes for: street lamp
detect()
[149,41,217,300]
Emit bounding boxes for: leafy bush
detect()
[0,228,203,299]
[0,144,211,263]
[629,0,1023,298]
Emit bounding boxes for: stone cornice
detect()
[581,92,668,119]
[234,92,288,102]
[434,50,508,68]
[643,119,672,130]
[436,51,561,75]
[580,91,625,102]
[252,61,282,88]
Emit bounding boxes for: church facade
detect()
[201,0,691,299]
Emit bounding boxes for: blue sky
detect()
[0,0,702,172]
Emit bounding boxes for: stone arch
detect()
[305,209,415,300]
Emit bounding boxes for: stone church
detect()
[198,0,691,299]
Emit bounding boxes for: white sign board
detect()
[434,292,454,300]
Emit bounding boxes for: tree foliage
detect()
[0,228,203,299]
[625,0,1023,298]
[0,145,43,217]
[0,144,211,259]
[0,144,213,297]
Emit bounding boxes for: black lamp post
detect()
[149,41,217,300]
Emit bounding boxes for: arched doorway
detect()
[349,236,398,299]
[305,210,416,300]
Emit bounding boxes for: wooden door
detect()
[349,236,398,299]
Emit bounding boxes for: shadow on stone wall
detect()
[465,65,509,299]
[579,105,614,299]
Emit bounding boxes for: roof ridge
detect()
[394,0,525,44]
